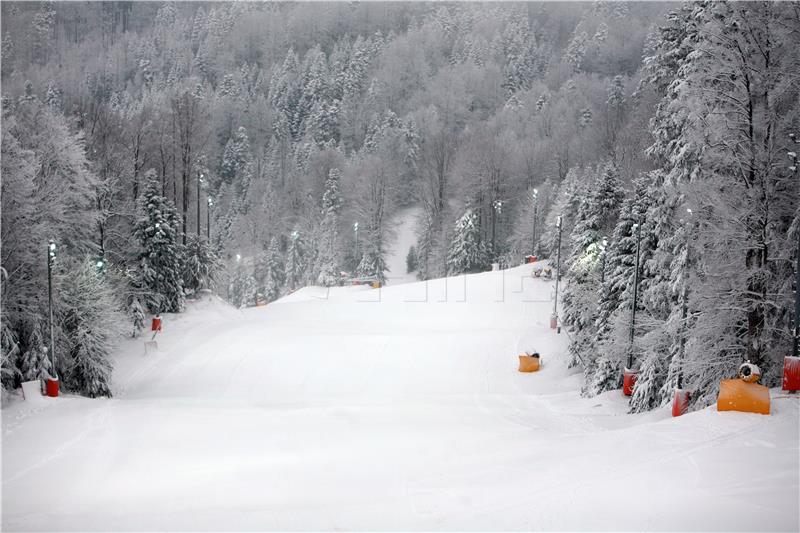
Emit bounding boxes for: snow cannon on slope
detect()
[518,351,541,373]
[782,356,800,392]
[717,361,770,415]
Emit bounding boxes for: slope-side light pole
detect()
[353,221,359,268]
[197,170,203,237]
[783,132,800,393]
[207,196,213,241]
[46,240,59,397]
[623,218,642,396]
[531,188,539,256]
[551,214,562,331]
[673,208,693,416]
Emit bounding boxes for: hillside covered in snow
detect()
[3,264,798,531]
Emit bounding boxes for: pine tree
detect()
[256,237,284,302]
[19,323,51,382]
[317,169,342,286]
[285,230,307,291]
[57,259,121,398]
[1,313,21,392]
[220,126,253,197]
[129,298,145,339]
[562,162,624,372]
[182,234,221,294]
[356,232,388,284]
[406,245,418,274]
[446,209,488,275]
[134,171,185,313]
[629,354,664,413]
[228,263,256,308]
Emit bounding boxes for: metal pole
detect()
[354,222,359,267]
[531,189,538,256]
[196,171,201,237]
[600,238,608,283]
[553,215,563,324]
[790,133,799,358]
[47,241,56,378]
[207,197,212,241]
[628,219,642,369]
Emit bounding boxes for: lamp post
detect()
[622,218,643,396]
[551,215,563,330]
[47,240,57,382]
[197,171,203,237]
[207,196,213,241]
[628,219,642,369]
[790,133,799,359]
[353,221,359,268]
[492,199,503,257]
[671,208,694,415]
[531,188,539,256]
[600,238,608,283]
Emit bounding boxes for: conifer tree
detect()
[128,298,145,339]
[134,171,185,313]
[57,259,121,398]
[182,234,221,294]
[228,262,256,308]
[19,324,50,382]
[257,237,284,302]
[317,169,342,286]
[285,230,307,291]
[446,209,488,275]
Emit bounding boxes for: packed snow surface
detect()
[3,263,799,531]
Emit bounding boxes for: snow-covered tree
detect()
[255,237,284,302]
[406,245,418,274]
[228,262,256,308]
[128,297,146,339]
[57,259,122,398]
[182,235,221,294]
[285,230,307,291]
[134,172,185,313]
[19,323,51,382]
[446,209,488,275]
[317,169,343,286]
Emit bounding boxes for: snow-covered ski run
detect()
[3,262,798,531]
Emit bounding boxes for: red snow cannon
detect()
[525,255,537,264]
[782,356,800,392]
[623,368,638,396]
[672,388,690,417]
[151,316,162,333]
[550,315,558,330]
[45,376,59,397]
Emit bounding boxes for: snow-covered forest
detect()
[1,0,799,412]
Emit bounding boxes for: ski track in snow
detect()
[2,258,799,531]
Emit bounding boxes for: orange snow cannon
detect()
[518,353,541,372]
[717,362,770,415]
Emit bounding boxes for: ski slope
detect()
[384,205,421,286]
[2,263,799,531]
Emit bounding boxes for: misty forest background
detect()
[1,1,798,411]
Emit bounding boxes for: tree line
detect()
[1,1,797,409]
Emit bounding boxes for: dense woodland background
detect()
[1,1,798,411]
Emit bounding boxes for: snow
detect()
[3,263,799,531]
[384,205,421,286]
